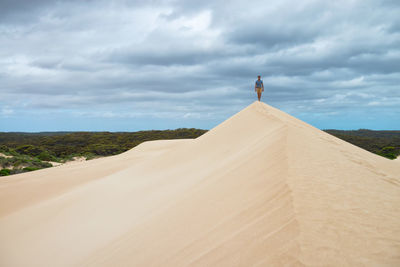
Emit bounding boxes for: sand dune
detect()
[1,101,399,266]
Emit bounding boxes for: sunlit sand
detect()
[1,101,399,266]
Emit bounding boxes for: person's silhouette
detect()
[254,75,264,101]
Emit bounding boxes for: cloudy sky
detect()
[1,0,399,132]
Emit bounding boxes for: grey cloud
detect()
[0,0,399,130]
[0,0,89,24]
[227,27,316,50]
[0,0,50,18]
[107,47,225,66]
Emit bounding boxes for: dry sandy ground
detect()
[0,153,12,158]
[1,101,399,267]
[0,153,85,168]
[50,156,87,167]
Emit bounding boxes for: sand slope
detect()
[1,101,399,266]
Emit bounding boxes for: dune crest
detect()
[1,101,399,266]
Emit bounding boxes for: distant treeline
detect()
[0,128,207,158]
[0,128,399,176]
[324,129,400,159]
[0,128,207,176]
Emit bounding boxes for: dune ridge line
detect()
[1,101,399,266]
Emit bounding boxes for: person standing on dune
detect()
[255,75,264,101]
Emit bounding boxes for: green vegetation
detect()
[0,129,207,176]
[0,128,398,176]
[0,169,11,176]
[324,129,400,160]
[378,147,397,159]
[22,167,41,172]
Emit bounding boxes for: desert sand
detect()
[1,101,399,266]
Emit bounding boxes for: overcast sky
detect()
[1,0,399,132]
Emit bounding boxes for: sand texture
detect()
[1,101,399,266]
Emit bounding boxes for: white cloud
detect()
[0,0,399,130]
[1,107,14,117]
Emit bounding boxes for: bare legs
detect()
[257,90,262,101]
